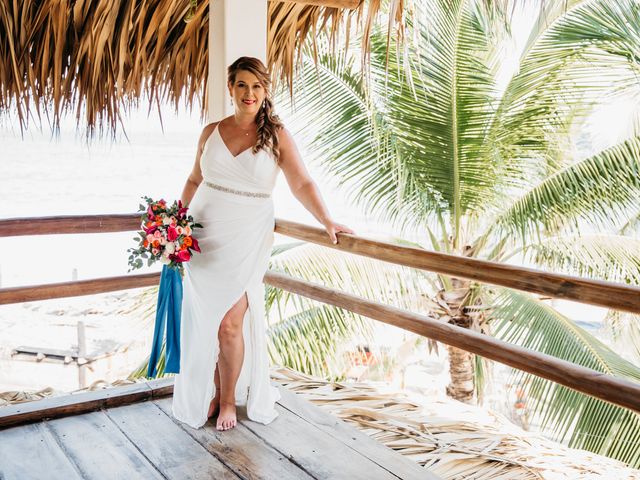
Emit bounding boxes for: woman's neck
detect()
[232,113,255,129]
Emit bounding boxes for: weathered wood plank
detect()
[45,410,165,479]
[3,214,639,314]
[266,270,640,414]
[275,386,437,479]
[153,397,313,480]
[0,273,160,305]
[0,214,140,237]
[0,422,82,480]
[275,218,640,314]
[241,403,402,479]
[105,402,237,479]
[0,378,172,428]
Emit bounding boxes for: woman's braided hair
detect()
[227,57,284,165]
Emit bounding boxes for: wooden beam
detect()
[264,270,640,414]
[2,214,639,313]
[0,214,140,237]
[0,378,173,429]
[0,273,160,305]
[2,266,638,415]
[271,0,360,9]
[274,219,640,314]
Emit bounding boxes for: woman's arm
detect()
[278,128,354,244]
[181,123,218,206]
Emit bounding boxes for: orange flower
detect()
[180,242,188,251]
[143,239,149,248]
[183,236,192,248]
[155,219,162,225]
[152,240,160,248]
[145,221,154,228]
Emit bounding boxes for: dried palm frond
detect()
[0,0,408,135]
[272,366,640,480]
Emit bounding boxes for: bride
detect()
[171,56,353,431]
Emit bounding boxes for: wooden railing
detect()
[1,214,640,416]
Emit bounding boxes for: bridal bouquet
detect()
[127,196,202,275]
[128,196,203,377]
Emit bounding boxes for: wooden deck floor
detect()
[0,382,438,479]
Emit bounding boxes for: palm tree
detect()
[283,0,640,466]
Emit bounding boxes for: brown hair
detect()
[227,56,284,164]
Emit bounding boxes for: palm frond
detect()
[267,239,436,311]
[492,0,640,178]
[523,234,640,285]
[600,311,640,365]
[490,288,640,466]
[0,0,415,134]
[367,0,516,235]
[267,301,368,379]
[496,136,640,240]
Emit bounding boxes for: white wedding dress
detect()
[172,124,281,428]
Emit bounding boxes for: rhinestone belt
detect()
[204,181,271,198]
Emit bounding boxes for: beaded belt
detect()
[204,181,271,198]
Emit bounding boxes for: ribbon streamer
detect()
[147,265,182,377]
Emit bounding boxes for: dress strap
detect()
[198,122,220,155]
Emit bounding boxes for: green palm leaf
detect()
[491,288,640,466]
[523,234,640,285]
[266,301,366,380]
[601,311,640,364]
[496,136,640,239]
[494,0,640,177]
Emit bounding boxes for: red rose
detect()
[167,226,178,241]
[176,250,191,262]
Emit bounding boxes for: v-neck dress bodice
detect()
[172,124,282,429]
[199,126,280,196]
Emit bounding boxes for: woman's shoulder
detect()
[198,120,220,145]
[276,124,295,145]
[201,121,220,136]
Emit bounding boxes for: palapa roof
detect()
[0,0,408,134]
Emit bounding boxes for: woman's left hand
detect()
[323,220,355,244]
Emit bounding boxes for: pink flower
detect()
[176,226,184,235]
[176,250,191,262]
[184,225,192,236]
[167,226,178,241]
[146,234,154,244]
[153,230,162,239]
[152,247,160,255]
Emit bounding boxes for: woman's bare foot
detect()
[216,401,237,430]
[207,395,220,419]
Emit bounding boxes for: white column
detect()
[208,0,268,121]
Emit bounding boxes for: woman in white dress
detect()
[171,57,353,431]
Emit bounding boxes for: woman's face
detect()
[228,69,266,115]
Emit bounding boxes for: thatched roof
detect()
[0,0,406,134]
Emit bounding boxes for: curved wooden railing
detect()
[1,214,640,416]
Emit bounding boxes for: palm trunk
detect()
[438,279,477,404]
[446,344,475,403]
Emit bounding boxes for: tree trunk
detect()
[446,344,475,403]
[437,278,478,404]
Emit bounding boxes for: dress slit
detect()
[208,290,251,406]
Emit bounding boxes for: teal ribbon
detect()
[147,265,182,377]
